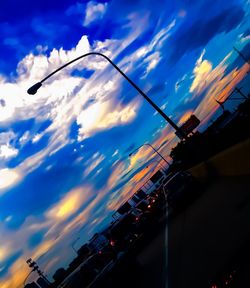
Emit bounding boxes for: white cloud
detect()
[32,133,42,143]
[0,131,16,145]
[77,98,140,141]
[160,101,168,110]
[240,34,250,43]
[136,19,176,59]
[0,35,120,182]
[19,131,30,146]
[83,1,108,26]
[4,216,13,223]
[134,20,176,78]
[0,10,155,197]
[0,12,181,286]
[0,145,18,159]
[190,49,212,94]
[0,169,20,194]
[0,131,18,160]
[112,149,119,157]
[144,51,161,75]
[83,153,105,177]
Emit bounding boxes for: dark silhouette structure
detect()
[169,98,250,171]
[24,282,40,288]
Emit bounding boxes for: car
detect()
[163,171,200,210]
[107,213,139,252]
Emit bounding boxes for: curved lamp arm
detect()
[27,52,185,139]
[23,270,34,287]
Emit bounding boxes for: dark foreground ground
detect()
[95,173,250,288]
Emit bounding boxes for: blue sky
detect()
[0,0,250,286]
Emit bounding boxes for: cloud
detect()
[77,98,140,141]
[137,19,176,59]
[240,29,250,43]
[178,109,194,125]
[83,153,105,177]
[31,133,42,144]
[194,61,249,127]
[143,51,161,76]
[0,28,143,194]
[107,161,126,190]
[83,1,108,26]
[1,3,248,287]
[46,186,91,221]
[0,246,10,263]
[190,49,213,94]
[0,169,20,194]
[112,149,119,157]
[0,131,18,160]
[106,161,159,212]
[0,145,18,159]
[168,5,245,64]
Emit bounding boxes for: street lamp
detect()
[129,143,170,165]
[25,258,51,287]
[146,159,166,171]
[27,52,186,139]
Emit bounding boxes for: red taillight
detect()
[99,250,102,254]
[148,204,151,209]
[152,199,156,203]
[136,217,139,221]
[110,240,115,247]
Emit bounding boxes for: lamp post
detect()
[25,258,51,287]
[129,143,170,166]
[146,159,166,171]
[27,52,186,140]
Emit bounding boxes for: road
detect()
[106,173,250,288]
[66,173,250,288]
[168,174,250,288]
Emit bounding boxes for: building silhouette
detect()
[37,277,50,287]
[24,282,40,288]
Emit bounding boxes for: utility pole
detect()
[26,258,51,287]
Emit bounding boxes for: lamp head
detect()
[27,82,42,95]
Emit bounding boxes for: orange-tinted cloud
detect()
[178,109,194,125]
[195,62,249,126]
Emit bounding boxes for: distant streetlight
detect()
[129,143,170,166]
[146,159,166,171]
[27,52,186,139]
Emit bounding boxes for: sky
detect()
[0,0,250,286]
